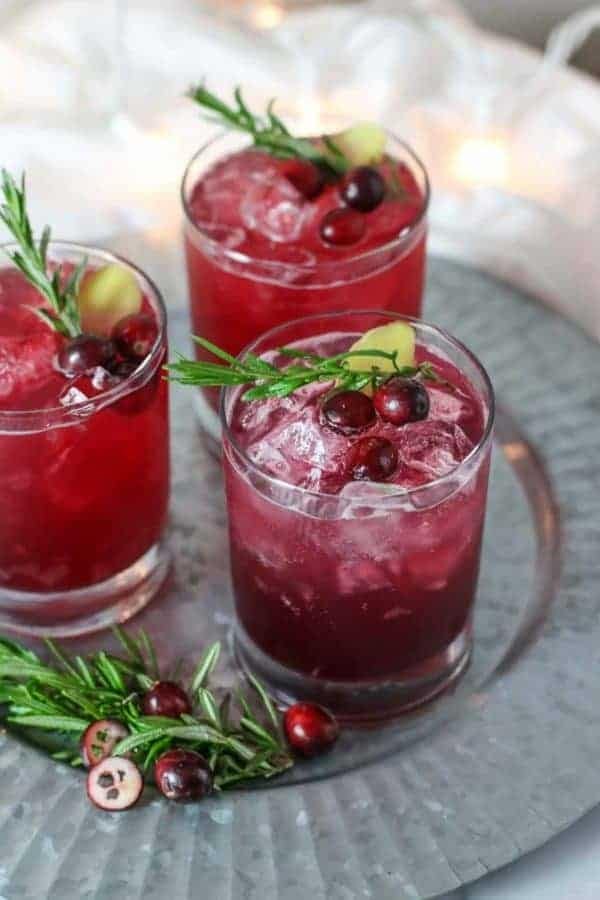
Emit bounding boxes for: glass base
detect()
[234,623,472,725]
[0,541,171,638]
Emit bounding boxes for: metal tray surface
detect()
[1,253,595,900]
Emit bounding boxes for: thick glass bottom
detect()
[0,541,171,638]
[234,621,472,725]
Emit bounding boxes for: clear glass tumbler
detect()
[0,243,170,637]
[221,310,494,722]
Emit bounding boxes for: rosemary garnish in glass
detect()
[188,84,350,176]
[168,335,441,401]
[0,169,83,338]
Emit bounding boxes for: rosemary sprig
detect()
[188,84,349,176]
[168,335,441,401]
[0,630,292,788]
[0,170,83,338]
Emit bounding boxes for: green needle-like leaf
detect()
[188,84,349,176]
[0,170,83,338]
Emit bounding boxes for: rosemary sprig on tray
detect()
[188,84,350,176]
[168,336,441,401]
[0,170,83,338]
[0,630,293,789]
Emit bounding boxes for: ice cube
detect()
[427,384,476,428]
[0,332,59,401]
[190,151,280,228]
[58,369,114,411]
[59,385,90,408]
[397,421,473,481]
[240,176,308,243]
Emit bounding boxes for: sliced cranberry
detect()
[284,703,339,757]
[341,166,385,212]
[112,313,158,362]
[81,719,129,768]
[57,334,116,377]
[350,436,398,481]
[322,390,376,434]
[373,377,430,426]
[142,681,192,718]
[319,207,366,246]
[283,159,325,199]
[154,749,213,802]
[87,757,143,811]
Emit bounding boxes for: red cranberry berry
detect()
[350,436,398,481]
[86,757,143,811]
[284,159,325,199]
[109,359,139,380]
[319,207,366,246]
[57,334,116,376]
[142,681,192,718]
[81,719,129,768]
[112,313,158,362]
[284,703,340,757]
[154,749,213,802]
[341,166,386,212]
[373,377,430,426]
[322,390,376,434]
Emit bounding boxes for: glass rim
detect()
[220,310,495,504]
[0,240,167,432]
[180,129,430,275]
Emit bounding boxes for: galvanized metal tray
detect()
[2,253,594,900]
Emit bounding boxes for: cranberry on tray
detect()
[81,719,129,768]
[142,681,192,718]
[87,757,144,811]
[284,703,340,757]
[155,749,213,802]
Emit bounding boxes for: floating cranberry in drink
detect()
[181,86,429,437]
[0,172,170,636]
[171,311,494,721]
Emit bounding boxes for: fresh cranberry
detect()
[322,390,376,434]
[341,166,386,212]
[109,359,139,380]
[284,703,340,757]
[87,757,143,811]
[142,681,192,718]
[154,749,213,802]
[373,377,430,426]
[57,334,116,376]
[81,719,129,768]
[319,207,366,246]
[112,313,158,362]
[283,159,325,199]
[350,436,398,481]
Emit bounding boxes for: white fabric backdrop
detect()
[1,0,600,339]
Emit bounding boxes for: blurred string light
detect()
[452,135,510,188]
[251,2,284,29]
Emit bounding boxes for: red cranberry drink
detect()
[171,312,494,721]
[182,86,429,437]
[0,173,170,636]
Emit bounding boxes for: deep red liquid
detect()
[0,266,170,596]
[223,333,491,683]
[184,149,427,387]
